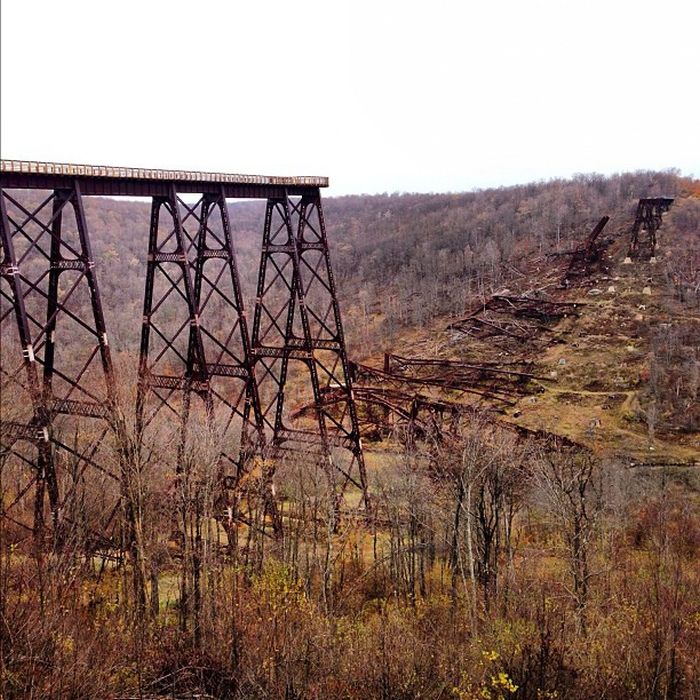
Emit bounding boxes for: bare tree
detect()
[532,445,602,631]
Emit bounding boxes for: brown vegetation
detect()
[2,424,699,699]
[2,169,699,698]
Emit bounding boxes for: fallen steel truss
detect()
[561,216,611,284]
[447,293,583,347]
[287,351,549,448]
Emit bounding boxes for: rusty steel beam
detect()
[351,360,523,404]
[291,384,472,445]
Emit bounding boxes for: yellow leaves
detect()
[490,671,518,694]
[452,682,471,699]
[52,632,75,655]
[250,560,313,626]
[452,653,518,700]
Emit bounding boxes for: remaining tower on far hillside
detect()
[628,197,674,258]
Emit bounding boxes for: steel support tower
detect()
[0,160,367,549]
[0,182,124,547]
[251,192,369,514]
[629,197,674,258]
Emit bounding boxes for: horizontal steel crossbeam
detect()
[51,398,112,419]
[0,420,45,443]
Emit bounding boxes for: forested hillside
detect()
[78,169,694,356]
[2,169,699,699]
[74,170,698,453]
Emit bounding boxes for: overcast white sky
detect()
[1,0,698,196]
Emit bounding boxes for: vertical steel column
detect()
[71,182,123,425]
[296,193,369,509]
[192,189,276,532]
[0,189,55,537]
[0,192,41,416]
[629,200,648,256]
[629,198,674,258]
[251,195,311,443]
[136,185,208,458]
[190,189,264,448]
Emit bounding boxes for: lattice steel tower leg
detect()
[251,189,369,515]
[135,186,272,528]
[0,183,123,546]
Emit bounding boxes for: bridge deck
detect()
[0,159,328,198]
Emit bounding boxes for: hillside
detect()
[42,169,690,360]
[352,195,699,465]
[2,170,699,699]
[6,169,696,460]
